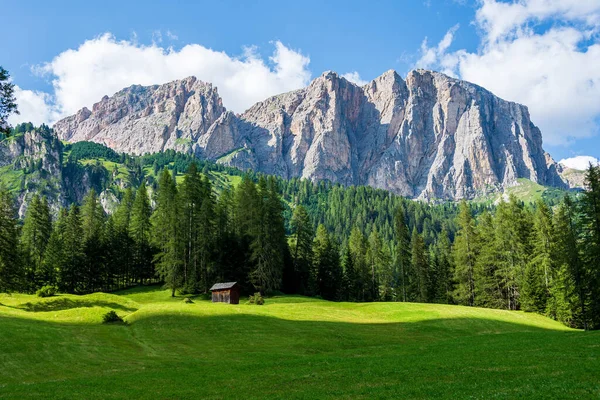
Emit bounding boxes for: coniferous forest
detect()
[1,154,600,329]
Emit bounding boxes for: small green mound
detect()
[183,297,194,304]
[36,285,57,298]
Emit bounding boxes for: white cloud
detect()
[559,156,600,170]
[417,24,460,74]
[22,33,311,125]
[9,86,60,126]
[416,1,600,146]
[341,71,368,86]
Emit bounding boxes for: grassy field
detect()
[0,287,598,399]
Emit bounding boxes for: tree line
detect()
[1,159,599,329]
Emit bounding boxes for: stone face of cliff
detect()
[0,129,113,217]
[53,69,566,200]
[54,77,225,155]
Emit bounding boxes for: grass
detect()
[1,287,598,399]
[0,165,23,192]
[473,178,569,204]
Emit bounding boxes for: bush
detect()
[248,292,264,305]
[183,297,194,304]
[36,285,57,298]
[102,310,124,324]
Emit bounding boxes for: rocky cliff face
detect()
[54,69,566,200]
[0,130,112,217]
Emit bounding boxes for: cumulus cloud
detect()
[416,0,600,147]
[341,71,368,86]
[19,33,311,125]
[8,86,60,126]
[559,156,600,170]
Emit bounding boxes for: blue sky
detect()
[3,0,600,167]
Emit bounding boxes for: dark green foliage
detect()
[152,169,183,297]
[313,225,342,300]
[453,201,477,306]
[130,183,153,285]
[286,205,314,295]
[66,141,121,162]
[21,194,52,290]
[5,128,600,330]
[102,310,124,324]
[248,292,264,305]
[0,67,18,135]
[36,285,57,297]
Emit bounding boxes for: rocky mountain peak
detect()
[53,70,567,200]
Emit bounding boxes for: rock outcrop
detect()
[54,69,566,200]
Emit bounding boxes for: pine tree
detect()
[152,168,183,296]
[288,205,314,294]
[60,204,84,293]
[197,175,216,292]
[453,201,477,306]
[522,200,554,312]
[0,187,22,292]
[554,195,587,328]
[349,226,368,301]
[181,162,203,291]
[313,224,342,300]
[113,187,135,286]
[410,227,429,303]
[581,165,600,328]
[494,196,530,310]
[130,182,153,285]
[21,194,52,289]
[434,225,453,304]
[473,211,503,308]
[394,205,411,302]
[341,245,356,301]
[249,177,287,293]
[81,189,106,292]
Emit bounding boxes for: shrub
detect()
[183,297,194,304]
[36,285,57,298]
[248,292,264,305]
[102,310,124,324]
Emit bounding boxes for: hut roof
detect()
[209,282,238,291]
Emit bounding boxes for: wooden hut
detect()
[209,282,240,304]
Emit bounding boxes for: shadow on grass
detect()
[0,311,598,400]
[16,297,138,312]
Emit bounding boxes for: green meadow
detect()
[0,287,598,399]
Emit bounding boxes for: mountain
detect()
[54,69,566,200]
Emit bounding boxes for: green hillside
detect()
[0,288,598,399]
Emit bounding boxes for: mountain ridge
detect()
[53,69,567,200]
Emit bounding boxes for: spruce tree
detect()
[21,194,52,289]
[81,189,106,292]
[581,165,600,328]
[289,205,314,294]
[453,201,477,306]
[130,182,153,285]
[249,177,286,293]
[410,227,429,303]
[0,187,21,292]
[349,226,368,301]
[554,195,587,328]
[522,200,554,312]
[113,187,135,286]
[313,224,342,300]
[434,226,453,304]
[394,205,411,302]
[181,162,203,291]
[60,204,84,293]
[152,168,183,296]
